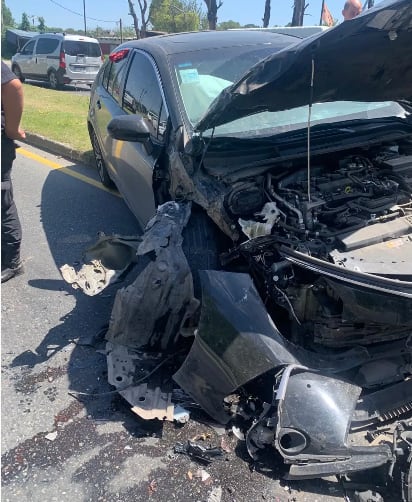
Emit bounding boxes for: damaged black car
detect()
[79,0,412,498]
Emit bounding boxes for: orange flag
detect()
[322,2,334,26]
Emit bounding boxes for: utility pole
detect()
[83,0,87,35]
[120,18,123,43]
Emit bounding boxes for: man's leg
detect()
[1,139,23,282]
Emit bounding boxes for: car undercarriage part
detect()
[60,233,141,295]
[105,202,199,351]
[246,367,395,480]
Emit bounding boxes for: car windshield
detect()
[171,48,409,138]
[170,43,288,122]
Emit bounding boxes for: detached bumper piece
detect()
[245,367,395,480]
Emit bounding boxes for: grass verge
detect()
[21,83,92,155]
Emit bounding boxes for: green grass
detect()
[21,83,92,154]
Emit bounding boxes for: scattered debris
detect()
[174,405,190,424]
[194,468,211,483]
[45,431,58,441]
[60,233,140,295]
[207,486,222,502]
[148,479,157,495]
[174,441,225,464]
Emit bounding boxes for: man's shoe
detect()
[1,264,24,283]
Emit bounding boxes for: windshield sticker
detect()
[179,68,200,84]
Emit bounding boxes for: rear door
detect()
[63,39,102,80]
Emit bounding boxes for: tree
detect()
[19,12,31,31]
[291,0,308,26]
[127,0,141,38]
[150,0,202,33]
[136,0,150,38]
[1,0,15,27]
[217,20,240,30]
[37,16,46,33]
[203,0,222,30]
[262,0,270,28]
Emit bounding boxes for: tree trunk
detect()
[137,0,148,38]
[291,0,306,26]
[127,0,140,39]
[204,0,223,30]
[262,0,271,28]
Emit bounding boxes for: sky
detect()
[6,0,381,32]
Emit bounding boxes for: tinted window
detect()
[36,38,60,55]
[20,40,35,55]
[123,52,165,140]
[107,57,129,104]
[63,41,101,57]
[102,61,112,89]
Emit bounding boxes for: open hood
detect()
[195,0,412,132]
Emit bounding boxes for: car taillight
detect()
[109,49,130,62]
[59,51,66,69]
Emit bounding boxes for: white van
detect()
[11,33,103,89]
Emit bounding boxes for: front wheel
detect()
[48,70,60,90]
[89,127,114,188]
[12,65,25,83]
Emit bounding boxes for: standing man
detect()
[1,61,25,283]
[342,0,362,20]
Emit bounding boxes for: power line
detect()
[49,0,118,23]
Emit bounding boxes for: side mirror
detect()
[107,115,151,143]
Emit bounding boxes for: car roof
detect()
[36,33,99,42]
[117,30,300,57]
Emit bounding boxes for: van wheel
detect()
[89,128,114,188]
[12,65,25,83]
[48,70,60,90]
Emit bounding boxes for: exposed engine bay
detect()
[218,151,412,349]
[61,141,412,500]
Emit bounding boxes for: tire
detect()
[89,127,114,188]
[11,65,25,83]
[182,208,221,299]
[48,70,60,90]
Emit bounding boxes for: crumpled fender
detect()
[173,270,371,424]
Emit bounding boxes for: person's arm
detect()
[2,77,26,140]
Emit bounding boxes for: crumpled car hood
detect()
[195,0,412,132]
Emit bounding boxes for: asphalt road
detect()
[1,144,348,501]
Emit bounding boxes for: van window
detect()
[63,41,101,57]
[36,38,60,55]
[20,39,35,55]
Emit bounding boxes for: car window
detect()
[123,51,166,141]
[63,41,101,57]
[35,38,60,55]
[106,56,129,104]
[20,39,36,55]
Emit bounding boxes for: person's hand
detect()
[5,126,26,140]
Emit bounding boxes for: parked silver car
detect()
[11,33,103,89]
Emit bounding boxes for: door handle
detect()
[96,99,101,110]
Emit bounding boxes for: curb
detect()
[21,132,96,168]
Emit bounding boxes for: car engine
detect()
[224,151,412,348]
